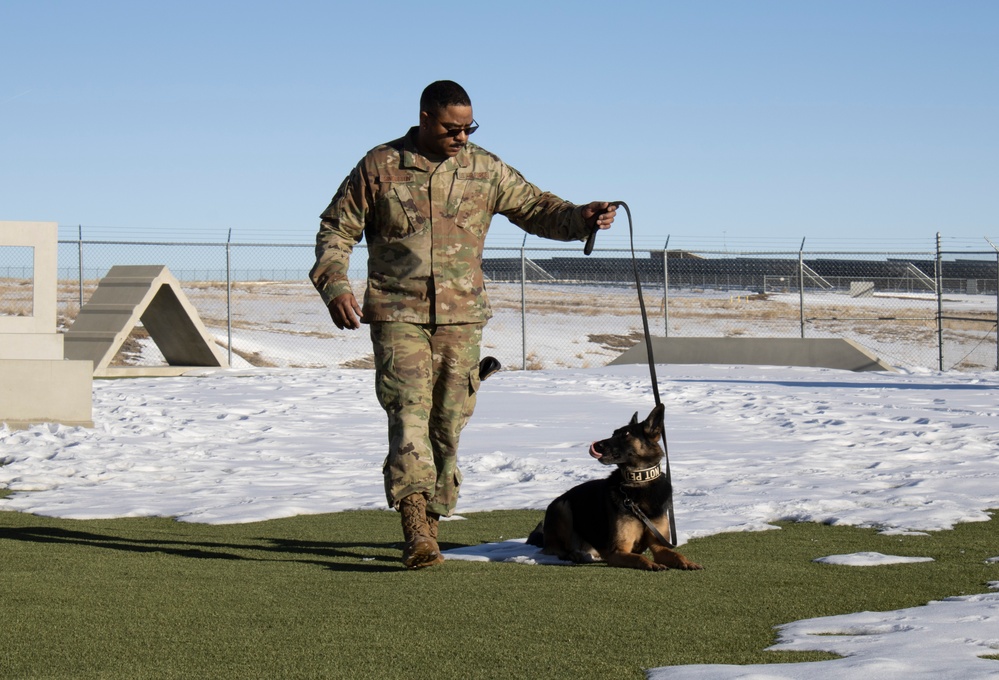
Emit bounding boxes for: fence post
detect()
[520,235,527,370]
[662,237,670,337]
[226,228,233,368]
[988,237,999,371]
[77,225,84,308]
[798,238,806,338]
[935,232,944,371]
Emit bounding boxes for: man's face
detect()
[418,104,475,158]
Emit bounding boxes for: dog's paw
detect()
[568,549,599,564]
[678,559,703,571]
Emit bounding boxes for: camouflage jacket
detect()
[310,127,590,324]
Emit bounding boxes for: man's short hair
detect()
[420,81,471,115]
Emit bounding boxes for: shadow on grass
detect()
[0,525,405,573]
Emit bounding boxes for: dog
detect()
[527,404,702,571]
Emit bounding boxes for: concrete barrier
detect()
[850,281,875,298]
[608,337,895,372]
[1,221,93,428]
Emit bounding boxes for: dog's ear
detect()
[642,404,665,440]
[629,411,639,426]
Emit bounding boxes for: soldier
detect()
[310,80,616,569]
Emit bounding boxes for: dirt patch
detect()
[587,331,645,352]
[342,355,375,369]
[231,347,279,367]
[110,327,150,366]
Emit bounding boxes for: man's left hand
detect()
[582,201,617,230]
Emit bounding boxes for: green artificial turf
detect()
[1,508,996,679]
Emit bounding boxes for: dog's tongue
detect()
[589,443,602,459]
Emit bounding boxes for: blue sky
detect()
[2,1,997,252]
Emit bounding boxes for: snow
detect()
[650,585,999,680]
[813,552,935,566]
[3,362,999,677]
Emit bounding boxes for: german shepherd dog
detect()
[527,404,702,571]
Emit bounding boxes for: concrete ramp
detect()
[608,337,895,372]
[64,265,228,377]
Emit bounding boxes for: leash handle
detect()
[582,202,620,256]
[583,226,598,255]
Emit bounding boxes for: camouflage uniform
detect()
[311,127,591,515]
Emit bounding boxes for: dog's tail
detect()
[526,521,545,548]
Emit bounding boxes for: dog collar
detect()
[623,464,662,483]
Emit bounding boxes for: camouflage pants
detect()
[370,321,483,517]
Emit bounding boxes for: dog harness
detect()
[619,463,675,549]
[619,491,675,549]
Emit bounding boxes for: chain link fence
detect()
[1,234,996,372]
[0,245,36,319]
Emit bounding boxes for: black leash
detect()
[585,203,678,548]
[621,493,675,549]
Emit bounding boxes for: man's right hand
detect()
[328,293,363,330]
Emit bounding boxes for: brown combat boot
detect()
[426,511,440,541]
[399,494,443,569]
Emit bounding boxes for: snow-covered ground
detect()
[3,360,999,678]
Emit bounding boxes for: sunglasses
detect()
[430,114,479,137]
